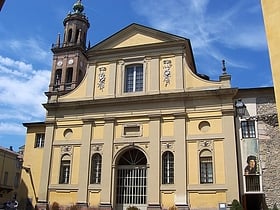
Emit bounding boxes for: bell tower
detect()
[47,0,90,99]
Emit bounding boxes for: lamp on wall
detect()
[235,98,246,117]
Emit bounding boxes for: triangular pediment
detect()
[89,23,187,51]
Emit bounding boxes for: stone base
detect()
[99,203,112,210]
[76,202,88,210]
[147,203,161,210]
[175,204,190,210]
[36,201,49,210]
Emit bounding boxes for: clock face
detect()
[57,60,63,67]
[68,59,74,65]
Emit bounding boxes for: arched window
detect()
[54,69,62,90]
[65,68,73,90]
[75,29,79,43]
[67,29,72,43]
[200,150,213,184]
[124,64,143,93]
[59,155,71,184]
[90,153,102,184]
[162,151,174,184]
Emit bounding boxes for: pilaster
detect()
[77,121,93,204]
[174,115,188,207]
[37,123,55,208]
[147,115,161,207]
[99,118,115,207]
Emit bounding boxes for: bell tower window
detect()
[54,69,62,90]
[75,29,79,43]
[68,29,72,43]
[65,68,73,90]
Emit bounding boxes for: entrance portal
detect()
[115,148,147,210]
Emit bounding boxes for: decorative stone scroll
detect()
[61,145,73,155]
[161,142,174,153]
[92,144,103,152]
[97,67,106,90]
[163,60,172,86]
[198,140,213,152]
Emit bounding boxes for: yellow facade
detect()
[261,0,280,123]
[21,2,241,210]
[0,147,21,207]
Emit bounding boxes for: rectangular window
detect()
[59,160,70,184]
[162,152,174,184]
[200,157,213,184]
[123,124,142,137]
[124,65,143,93]
[35,133,45,148]
[14,172,20,188]
[241,120,256,138]
[4,172,8,185]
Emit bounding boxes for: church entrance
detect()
[115,148,148,210]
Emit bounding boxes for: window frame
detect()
[124,64,144,93]
[34,133,45,148]
[241,120,256,138]
[59,155,71,184]
[162,151,174,184]
[90,153,102,184]
[199,150,213,184]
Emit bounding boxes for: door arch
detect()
[115,148,148,210]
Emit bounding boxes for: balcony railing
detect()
[245,175,261,192]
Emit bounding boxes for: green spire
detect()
[73,0,84,14]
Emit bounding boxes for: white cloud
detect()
[0,56,50,130]
[131,0,267,73]
[0,37,52,65]
[0,122,26,135]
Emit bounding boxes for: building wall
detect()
[24,12,239,209]
[236,88,280,209]
[0,147,21,207]
[18,124,45,209]
[257,94,280,208]
[261,0,280,124]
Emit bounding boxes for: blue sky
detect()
[0,0,272,150]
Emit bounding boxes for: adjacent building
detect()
[235,87,279,210]
[0,146,22,208]
[19,1,279,210]
[261,0,280,124]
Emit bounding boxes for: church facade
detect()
[21,1,241,210]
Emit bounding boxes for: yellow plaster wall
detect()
[54,126,82,141]
[92,124,104,140]
[214,141,226,184]
[187,118,222,135]
[59,70,88,100]
[50,147,61,185]
[142,123,149,137]
[115,119,149,139]
[88,191,101,207]
[189,192,226,209]
[161,192,175,209]
[185,64,221,89]
[162,120,174,137]
[113,33,163,48]
[20,127,45,206]
[261,0,280,123]
[0,150,21,204]
[49,191,77,206]
[115,123,123,139]
[187,142,199,184]
[71,147,80,185]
